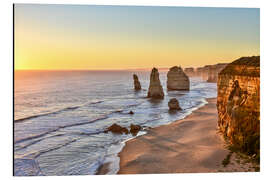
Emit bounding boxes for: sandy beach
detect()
[117,98,256,174]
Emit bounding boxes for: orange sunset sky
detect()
[15,4,260,70]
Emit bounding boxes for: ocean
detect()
[14,70,217,176]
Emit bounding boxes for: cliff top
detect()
[169,66,182,71]
[219,56,260,77]
[230,56,260,67]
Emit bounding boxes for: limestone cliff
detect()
[147,68,164,99]
[167,66,190,90]
[184,67,195,77]
[207,63,228,82]
[196,67,204,77]
[217,56,260,158]
[201,65,211,80]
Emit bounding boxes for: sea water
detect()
[14,70,217,176]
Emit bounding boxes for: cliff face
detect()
[207,63,228,82]
[167,66,190,90]
[184,67,195,77]
[196,67,204,77]
[147,68,164,99]
[201,65,211,80]
[217,56,260,157]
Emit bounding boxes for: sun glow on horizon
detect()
[15,4,260,70]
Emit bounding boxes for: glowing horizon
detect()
[14,4,260,70]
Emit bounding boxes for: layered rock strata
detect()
[207,63,228,82]
[147,68,164,99]
[167,66,190,90]
[217,56,260,157]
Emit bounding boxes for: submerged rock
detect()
[128,110,134,115]
[167,66,190,90]
[133,74,141,90]
[130,124,142,136]
[105,123,129,134]
[168,98,182,110]
[147,68,164,99]
[105,123,142,136]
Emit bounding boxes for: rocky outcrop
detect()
[168,98,182,110]
[217,56,260,158]
[105,123,143,136]
[105,123,129,134]
[167,66,190,90]
[130,124,142,136]
[184,67,195,77]
[147,68,164,99]
[133,74,141,90]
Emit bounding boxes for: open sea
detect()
[14,70,217,176]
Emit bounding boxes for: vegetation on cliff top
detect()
[219,56,260,77]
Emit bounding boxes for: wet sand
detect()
[117,98,255,174]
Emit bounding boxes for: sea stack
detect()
[147,68,164,99]
[217,56,260,158]
[167,66,190,90]
[168,98,182,110]
[133,74,141,90]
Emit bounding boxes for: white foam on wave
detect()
[105,97,211,174]
[101,131,147,175]
[14,158,43,176]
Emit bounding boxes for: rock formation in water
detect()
[168,98,182,110]
[207,63,228,82]
[105,123,129,134]
[217,56,260,159]
[133,74,141,90]
[184,67,195,77]
[130,124,142,136]
[167,66,190,90]
[105,123,143,136]
[128,110,134,115]
[147,68,164,99]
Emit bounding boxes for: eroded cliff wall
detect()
[217,56,260,157]
[207,63,228,82]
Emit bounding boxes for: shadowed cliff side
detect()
[217,56,260,162]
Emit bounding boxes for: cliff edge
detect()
[217,56,260,161]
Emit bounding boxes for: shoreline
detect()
[115,98,256,174]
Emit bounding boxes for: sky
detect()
[14,4,260,70]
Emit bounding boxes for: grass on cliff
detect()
[222,134,260,171]
[222,151,233,167]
